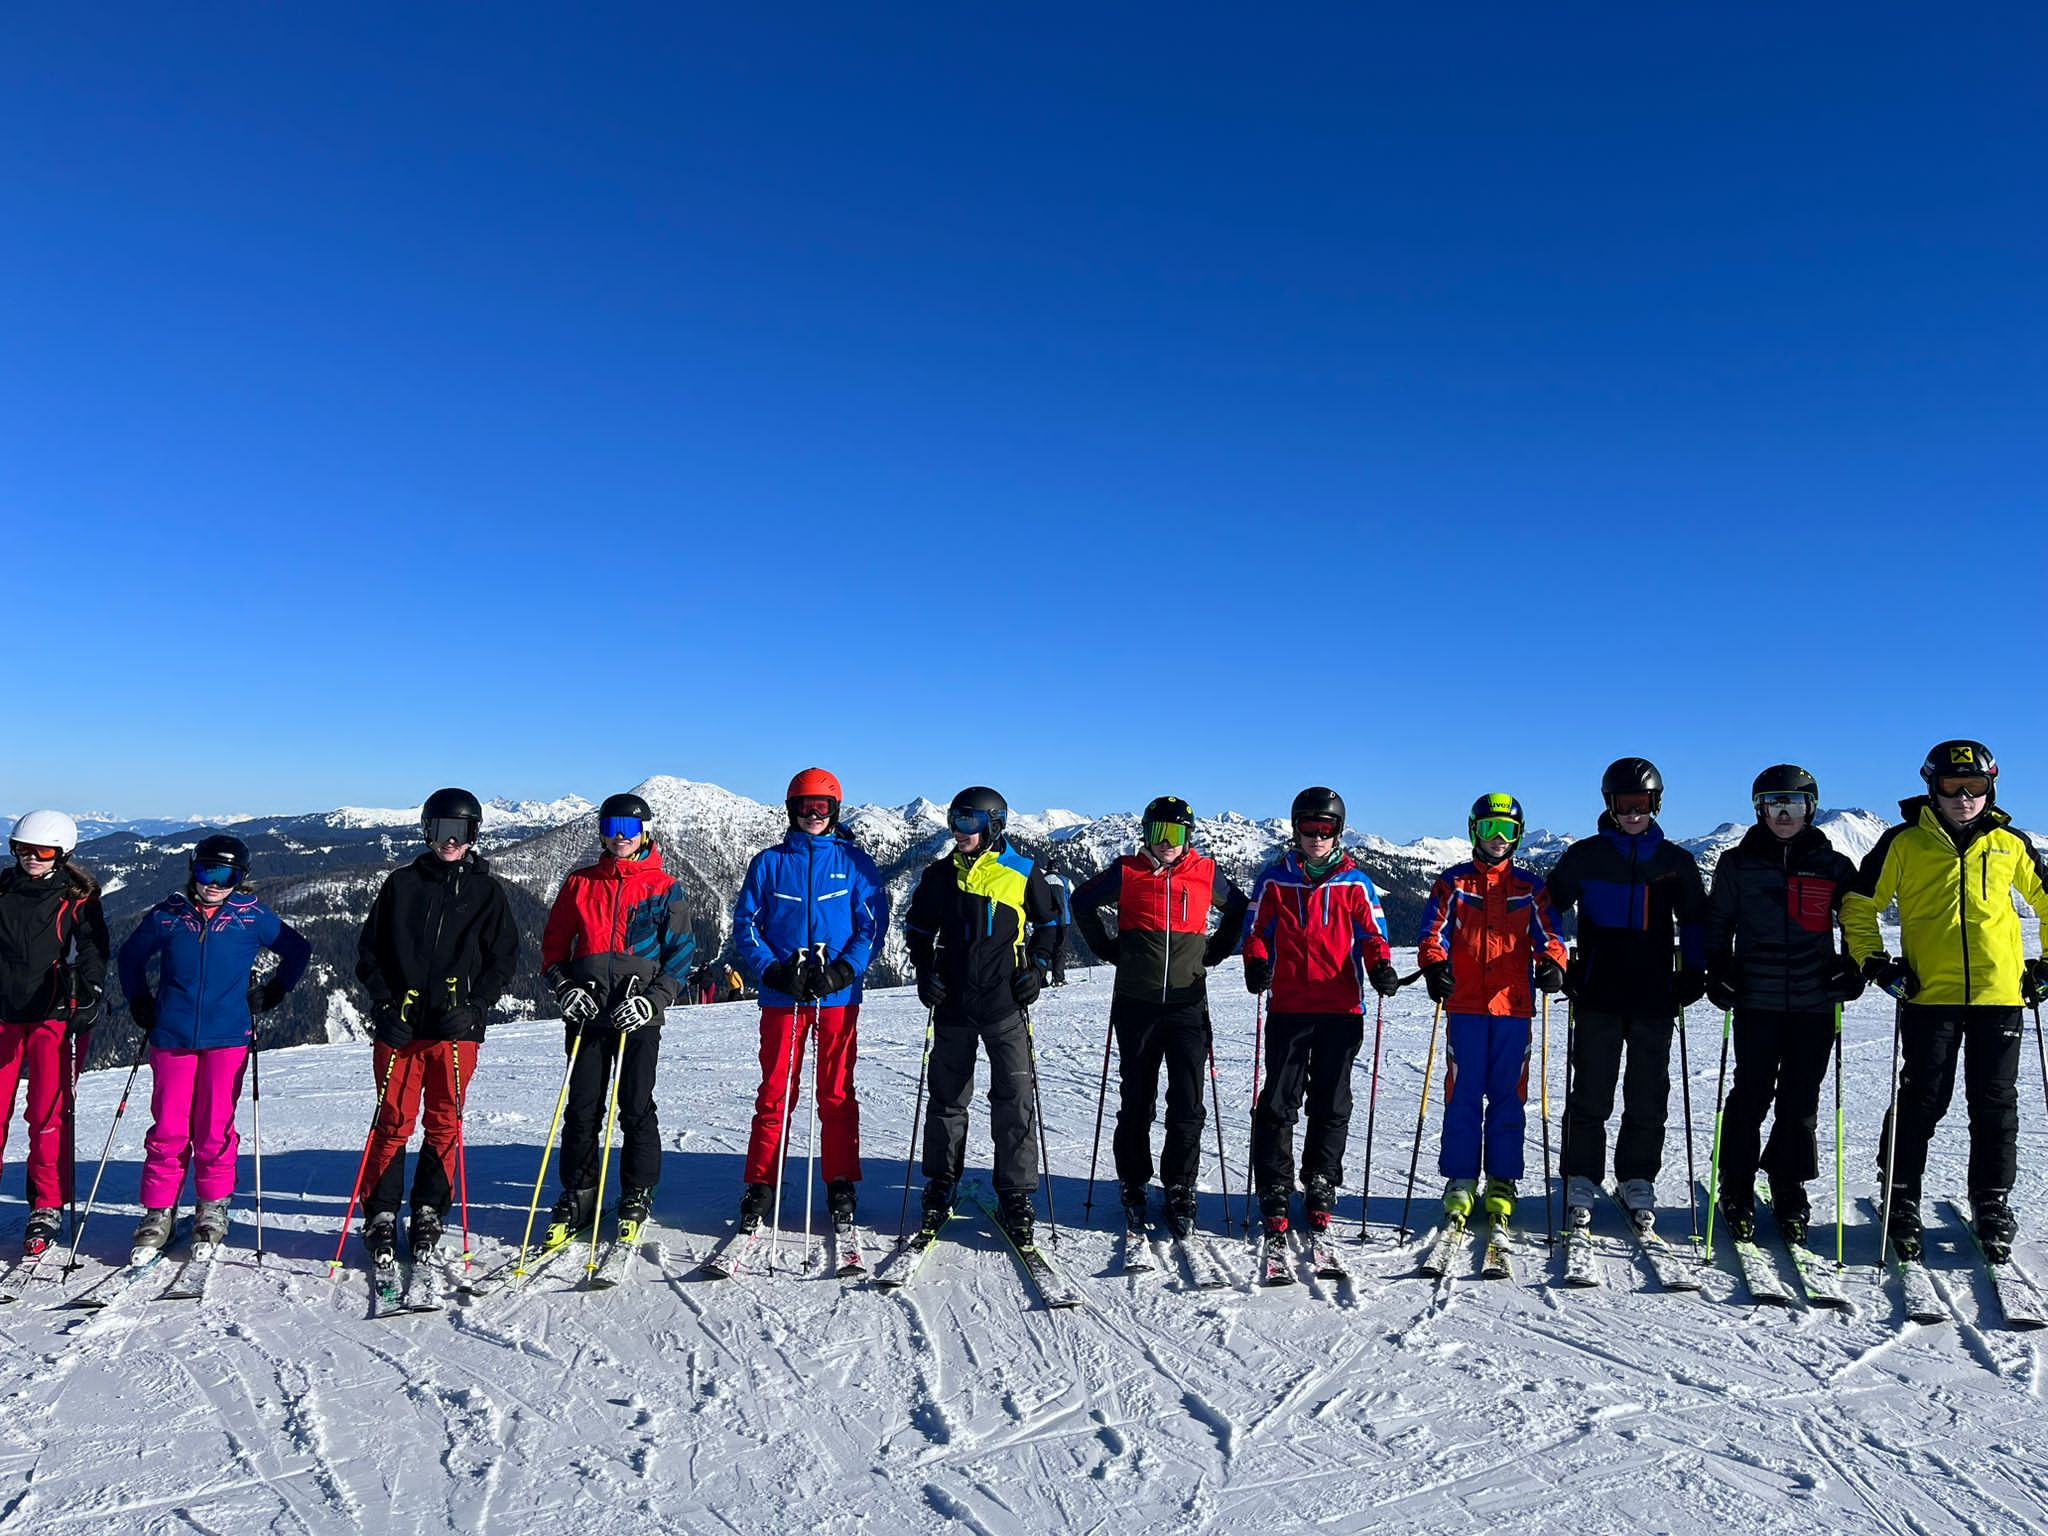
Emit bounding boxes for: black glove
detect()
[2025,958,2048,1007]
[1421,961,1455,1004]
[1671,969,1708,1010]
[70,985,102,1033]
[1562,958,1584,1001]
[1097,933,1122,967]
[129,993,157,1034]
[1825,951,1866,1003]
[1863,953,1919,1002]
[1705,964,1739,1013]
[917,969,947,1010]
[372,998,410,1046]
[803,957,858,999]
[1534,956,1566,995]
[761,957,803,998]
[253,978,288,1013]
[1244,955,1272,994]
[611,992,660,1032]
[1012,962,1045,1008]
[548,968,601,1027]
[1368,961,1402,999]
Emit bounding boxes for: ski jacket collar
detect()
[590,843,667,882]
[1596,811,1667,857]
[1734,822,1833,861]
[411,848,495,883]
[1901,794,2006,853]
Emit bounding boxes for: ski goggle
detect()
[1610,794,1655,817]
[790,798,834,821]
[190,862,240,887]
[1472,817,1522,843]
[1754,792,1812,813]
[9,842,61,862]
[424,817,478,847]
[599,816,645,840]
[1934,776,1991,800]
[950,808,993,836]
[1294,816,1341,839]
[1145,820,1191,848]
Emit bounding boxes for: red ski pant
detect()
[358,1040,478,1221]
[744,1004,860,1185]
[0,1020,66,1210]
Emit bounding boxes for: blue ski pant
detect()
[1437,1012,1531,1181]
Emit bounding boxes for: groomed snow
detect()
[3,956,2045,1534]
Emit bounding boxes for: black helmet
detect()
[1600,757,1663,814]
[1290,786,1345,832]
[421,787,483,848]
[1920,740,1998,803]
[947,786,1008,843]
[1142,795,1195,829]
[1751,764,1818,824]
[599,792,654,823]
[190,833,251,883]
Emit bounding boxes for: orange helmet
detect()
[786,767,843,828]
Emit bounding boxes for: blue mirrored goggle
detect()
[949,809,992,836]
[191,862,240,887]
[600,816,644,840]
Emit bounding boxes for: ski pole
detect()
[899,1005,936,1240]
[1833,1003,1846,1269]
[1561,992,1578,1229]
[1355,989,1386,1246]
[328,1044,404,1275]
[250,1029,266,1264]
[1540,993,1554,1248]
[1674,954,1699,1247]
[512,1021,587,1278]
[64,1024,82,1241]
[1242,991,1264,1237]
[1397,1002,1445,1243]
[1025,1005,1059,1245]
[769,984,806,1273]
[1082,1012,1115,1221]
[585,1036,626,1279]
[1704,1009,1732,1260]
[2032,1001,2048,1127]
[448,1039,473,1269]
[64,1034,150,1276]
[802,948,825,1270]
[1877,1001,1904,1267]
[1205,1018,1231,1237]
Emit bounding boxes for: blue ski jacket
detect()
[733,828,888,1008]
[118,891,312,1050]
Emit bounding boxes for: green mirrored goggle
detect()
[1472,816,1522,843]
[1145,820,1191,847]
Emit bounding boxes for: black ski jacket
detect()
[1705,824,1863,1013]
[356,851,521,1045]
[1545,814,1708,1013]
[0,862,110,1025]
[905,840,1063,1028]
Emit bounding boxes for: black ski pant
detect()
[1111,994,1209,1189]
[923,1010,1038,1197]
[1564,1009,1673,1186]
[1250,1010,1364,1199]
[1718,1008,1835,1202]
[1878,1003,2023,1204]
[559,1022,663,1196]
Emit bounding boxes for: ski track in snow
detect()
[0,962,2046,1533]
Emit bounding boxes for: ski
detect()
[156,1244,221,1302]
[1120,1219,1158,1275]
[1610,1190,1702,1292]
[1306,1226,1352,1283]
[871,1225,948,1290]
[698,1226,764,1282]
[972,1189,1083,1309]
[1562,1226,1602,1287]
[581,1230,643,1291]
[396,1249,447,1311]
[1481,1217,1517,1281]
[66,1248,173,1311]
[1256,1228,1296,1287]
[1729,1238,1796,1306]
[0,1250,57,1304]
[1861,1199,1947,1325]
[1943,1201,2048,1330]
[1783,1242,1854,1310]
[1168,1228,1234,1291]
[457,1237,575,1297]
[831,1221,871,1279]
[1418,1217,1468,1280]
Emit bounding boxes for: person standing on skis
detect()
[1243,787,1402,1242]
[1069,795,1249,1237]
[1545,757,1709,1232]
[730,768,886,1237]
[1841,740,2048,1263]
[1415,793,1570,1229]
[0,811,110,1255]
[119,834,310,1255]
[1704,765,1864,1243]
[904,786,1064,1247]
[354,787,520,1261]
[539,791,694,1248]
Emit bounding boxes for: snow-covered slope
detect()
[7,964,2045,1533]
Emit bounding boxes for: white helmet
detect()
[11,810,79,855]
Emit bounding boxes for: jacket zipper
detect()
[1955,835,1972,1002]
[1160,866,1173,1003]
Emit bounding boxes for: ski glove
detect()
[129,993,157,1034]
[2025,957,2048,1007]
[802,956,858,1000]
[1825,952,1866,1003]
[1096,933,1122,967]
[1862,954,1919,1002]
[371,998,410,1045]
[1670,969,1709,1010]
[1243,956,1272,994]
[548,968,602,1027]
[251,978,288,1014]
[760,957,803,998]
[1421,961,1455,1004]
[1561,958,1584,1001]
[1011,961,1045,1008]
[1534,956,1566,995]
[611,993,660,1032]
[1368,961,1402,999]
[69,985,102,1034]
[1705,966,1740,1013]
[916,969,947,1011]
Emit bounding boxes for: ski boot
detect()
[1972,1193,2017,1264]
[1769,1179,1810,1246]
[616,1186,654,1244]
[1886,1201,1923,1263]
[1118,1179,1149,1226]
[193,1198,231,1249]
[408,1205,445,1258]
[826,1180,856,1228]
[1483,1177,1517,1222]
[1302,1173,1337,1235]
[920,1179,956,1237]
[1163,1184,1197,1239]
[1442,1178,1478,1222]
[545,1187,596,1249]
[1616,1178,1657,1233]
[132,1206,176,1255]
[1258,1189,1291,1238]
[1718,1195,1757,1244]
[997,1190,1036,1249]
[737,1181,773,1233]
[23,1207,61,1256]
[363,1211,399,1266]
[1565,1175,1599,1232]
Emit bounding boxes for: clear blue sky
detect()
[5,8,2042,839]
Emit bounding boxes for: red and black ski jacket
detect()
[541,842,695,1015]
[1706,823,1862,1013]
[0,861,110,1025]
[1071,850,1249,1005]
